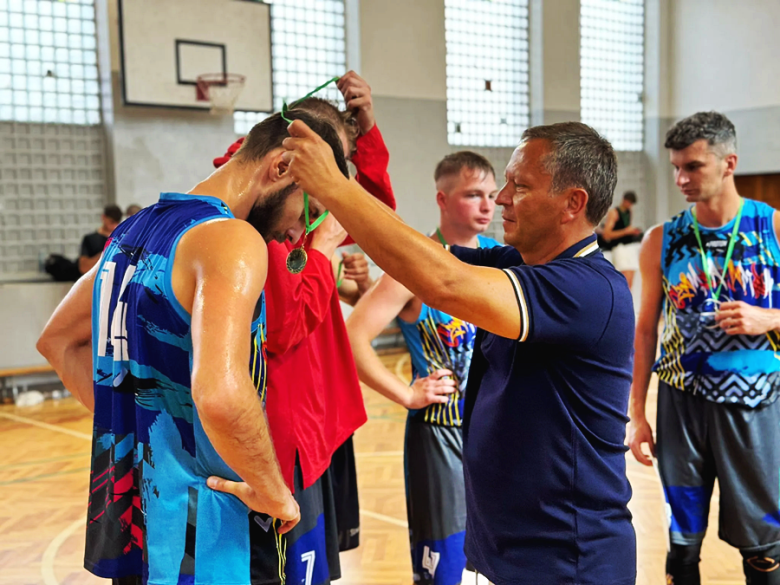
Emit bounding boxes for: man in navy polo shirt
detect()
[280,120,637,585]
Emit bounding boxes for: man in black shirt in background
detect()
[602,191,642,289]
[78,204,122,275]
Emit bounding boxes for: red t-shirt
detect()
[264,125,395,490]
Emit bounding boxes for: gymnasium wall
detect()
[98,0,237,210]
[644,0,780,227]
[6,0,779,270]
[668,0,780,176]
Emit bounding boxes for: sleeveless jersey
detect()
[86,193,271,584]
[398,234,501,426]
[654,198,780,408]
[613,206,634,246]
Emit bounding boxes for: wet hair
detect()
[235,109,350,180]
[664,111,737,157]
[521,122,617,225]
[293,96,358,154]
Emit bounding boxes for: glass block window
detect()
[233,110,268,135]
[445,0,530,148]
[0,0,101,125]
[234,0,346,135]
[581,0,644,151]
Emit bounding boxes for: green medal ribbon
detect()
[435,228,447,247]
[336,260,344,288]
[691,199,744,304]
[280,76,340,273]
[280,76,340,235]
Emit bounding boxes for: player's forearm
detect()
[629,327,658,421]
[313,180,461,310]
[338,279,373,307]
[310,235,341,264]
[348,332,412,408]
[79,254,101,275]
[356,276,374,296]
[39,339,94,411]
[764,308,780,332]
[196,381,290,499]
[338,280,360,307]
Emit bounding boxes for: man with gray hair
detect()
[281,120,637,584]
[629,111,780,585]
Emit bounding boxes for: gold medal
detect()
[286,246,308,274]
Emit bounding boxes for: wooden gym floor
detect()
[0,351,745,585]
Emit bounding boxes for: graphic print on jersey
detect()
[654,200,780,407]
[87,194,275,584]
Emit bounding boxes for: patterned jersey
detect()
[86,193,272,584]
[654,198,780,407]
[398,234,501,426]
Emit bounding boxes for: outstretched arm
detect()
[281,121,521,340]
[37,267,98,411]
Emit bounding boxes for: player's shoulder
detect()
[190,217,264,246]
[180,218,268,271]
[637,223,665,259]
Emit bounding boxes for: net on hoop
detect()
[196,73,246,115]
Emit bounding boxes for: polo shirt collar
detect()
[555,234,600,260]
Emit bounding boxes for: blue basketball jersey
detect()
[398,234,501,426]
[654,198,780,407]
[86,193,271,584]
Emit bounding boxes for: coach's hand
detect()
[282,120,349,199]
[407,369,457,410]
[207,477,301,534]
[338,71,375,135]
[628,416,655,466]
[715,301,780,336]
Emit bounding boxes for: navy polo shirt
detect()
[451,235,636,585]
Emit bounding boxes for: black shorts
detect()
[329,435,360,552]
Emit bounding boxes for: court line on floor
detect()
[0,466,91,486]
[354,450,404,458]
[41,516,84,585]
[0,412,92,441]
[360,508,408,528]
[394,353,410,383]
[0,452,91,471]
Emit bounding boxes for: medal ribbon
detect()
[279,76,340,235]
[435,228,447,247]
[691,199,744,304]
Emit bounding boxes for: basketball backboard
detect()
[118,0,272,112]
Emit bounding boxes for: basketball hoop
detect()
[196,73,246,115]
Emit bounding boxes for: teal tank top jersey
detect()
[654,198,780,407]
[87,193,270,584]
[398,233,501,426]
